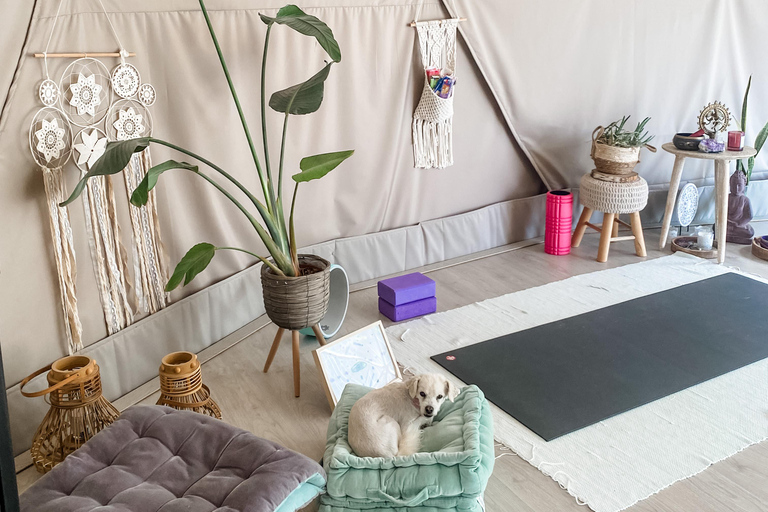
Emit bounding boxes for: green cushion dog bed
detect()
[320,384,494,512]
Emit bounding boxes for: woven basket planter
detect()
[261,254,331,330]
[591,142,640,175]
[20,355,119,473]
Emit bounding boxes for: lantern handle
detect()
[19,364,82,398]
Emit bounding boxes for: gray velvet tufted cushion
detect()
[20,405,326,512]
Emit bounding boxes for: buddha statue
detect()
[726,170,754,244]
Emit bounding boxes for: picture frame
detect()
[313,321,401,410]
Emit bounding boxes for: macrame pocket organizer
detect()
[411,0,465,169]
[29,0,169,353]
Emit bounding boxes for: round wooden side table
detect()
[658,143,756,264]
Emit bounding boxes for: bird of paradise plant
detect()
[735,75,768,184]
[61,1,353,289]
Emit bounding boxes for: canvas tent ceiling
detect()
[2,0,768,456]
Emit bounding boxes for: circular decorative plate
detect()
[38,79,60,106]
[676,182,698,227]
[111,63,141,99]
[29,107,72,169]
[59,57,112,127]
[137,83,156,106]
[106,99,152,141]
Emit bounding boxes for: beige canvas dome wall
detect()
[0,0,542,454]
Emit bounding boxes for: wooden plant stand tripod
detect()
[263,325,326,397]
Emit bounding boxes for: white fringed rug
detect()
[386,254,768,512]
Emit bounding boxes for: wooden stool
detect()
[263,325,325,397]
[572,173,649,263]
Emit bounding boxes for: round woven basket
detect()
[592,142,640,175]
[157,351,221,418]
[20,355,119,473]
[261,254,331,330]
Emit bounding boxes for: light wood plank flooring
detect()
[17,223,768,511]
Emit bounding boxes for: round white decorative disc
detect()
[138,83,156,106]
[107,99,153,141]
[676,183,699,227]
[73,127,108,172]
[29,107,72,169]
[38,79,60,106]
[111,63,141,99]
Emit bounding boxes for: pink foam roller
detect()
[545,190,573,255]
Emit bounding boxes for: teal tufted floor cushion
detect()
[321,384,494,512]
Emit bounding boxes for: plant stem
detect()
[194,169,294,275]
[148,137,287,251]
[288,182,300,274]
[261,24,275,204]
[216,246,284,275]
[198,0,272,211]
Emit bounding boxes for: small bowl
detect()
[673,132,705,151]
[760,235,768,250]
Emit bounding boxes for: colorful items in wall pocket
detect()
[425,67,456,99]
[378,272,436,322]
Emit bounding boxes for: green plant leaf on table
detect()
[741,75,752,132]
[293,150,355,182]
[60,138,151,206]
[259,5,341,62]
[166,242,217,291]
[130,160,198,206]
[269,62,333,115]
[746,119,768,182]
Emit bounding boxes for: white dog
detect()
[348,373,460,458]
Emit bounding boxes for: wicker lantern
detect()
[156,351,221,419]
[20,355,119,473]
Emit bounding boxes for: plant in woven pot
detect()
[62,2,353,395]
[591,116,656,175]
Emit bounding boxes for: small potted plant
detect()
[62,2,353,333]
[591,116,656,175]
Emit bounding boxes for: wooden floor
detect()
[17,223,768,511]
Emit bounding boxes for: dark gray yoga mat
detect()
[432,273,768,441]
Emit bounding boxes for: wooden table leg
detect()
[292,330,301,397]
[571,207,593,248]
[612,216,620,238]
[263,327,284,373]
[630,211,647,257]
[311,324,327,345]
[597,213,615,262]
[714,160,729,264]
[659,155,686,249]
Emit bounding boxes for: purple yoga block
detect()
[379,296,437,322]
[377,272,436,306]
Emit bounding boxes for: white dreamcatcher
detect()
[29,106,83,353]
[29,0,169,351]
[411,0,464,169]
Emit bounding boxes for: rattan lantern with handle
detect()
[156,351,221,419]
[20,355,119,473]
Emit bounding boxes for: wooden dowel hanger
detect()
[33,52,136,58]
[409,17,466,27]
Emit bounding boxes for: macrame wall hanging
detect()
[29,0,169,351]
[410,0,465,169]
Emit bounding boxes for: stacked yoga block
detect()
[378,273,436,322]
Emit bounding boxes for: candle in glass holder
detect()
[697,226,714,250]
[728,131,744,151]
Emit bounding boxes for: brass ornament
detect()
[698,102,731,138]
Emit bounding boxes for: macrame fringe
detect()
[42,167,83,354]
[413,117,453,169]
[124,149,169,313]
[81,174,134,335]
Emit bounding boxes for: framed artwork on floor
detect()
[313,321,401,410]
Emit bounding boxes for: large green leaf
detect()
[60,138,150,206]
[269,63,333,115]
[166,242,217,291]
[292,150,354,183]
[260,5,341,62]
[130,160,198,207]
[741,75,752,132]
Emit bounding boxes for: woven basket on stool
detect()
[157,351,221,419]
[261,254,331,330]
[573,173,649,262]
[20,356,119,473]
